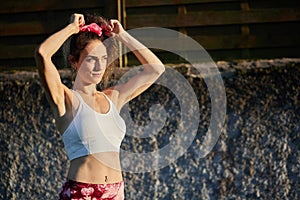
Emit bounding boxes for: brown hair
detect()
[67,13,118,88]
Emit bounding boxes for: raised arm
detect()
[35,14,84,118]
[107,20,165,110]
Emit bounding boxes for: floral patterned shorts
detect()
[58,179,124,200]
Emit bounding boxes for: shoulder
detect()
[102,87,119,101]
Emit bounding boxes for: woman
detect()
[35,13,164,200]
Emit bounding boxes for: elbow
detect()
[144,61,165,76]
[35,44,45,59]
[35,44,51,61]
[35,45,45,61]
[34,44,50,71]
[156,62,165,75]
[34,46,45,72]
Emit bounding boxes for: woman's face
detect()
[75,40,108,84]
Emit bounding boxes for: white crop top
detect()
[62,90,126,161]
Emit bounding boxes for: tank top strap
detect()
[72,90,84,103]
[99,92,111,103]
[99,91,119,109]
[72,90,116,112]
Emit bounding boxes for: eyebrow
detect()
[87,54,107,58]
[86,55,107,60]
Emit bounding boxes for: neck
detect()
[73,81,98,96]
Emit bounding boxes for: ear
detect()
[68,55,78,70]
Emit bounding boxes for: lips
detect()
[91,72,101,77]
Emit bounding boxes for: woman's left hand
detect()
[107,19,125,37]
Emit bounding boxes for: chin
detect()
[93,77,103,84]
[89,74,103,83]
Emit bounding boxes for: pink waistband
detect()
[59,179,125,200]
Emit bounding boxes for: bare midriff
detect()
[67,152,123,184]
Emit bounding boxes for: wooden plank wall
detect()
[0,0,118,70]
[124,0,300,65]
[1,0,300,69]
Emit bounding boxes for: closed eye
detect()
[102,55,108,60]
[86,56,98,62]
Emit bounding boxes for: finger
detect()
[108,20,114,31]
[78,15,85,26]
[111,19,123,30]
[109,19,115,28]
[70,14,75,23]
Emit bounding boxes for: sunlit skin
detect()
[35,13,165,185]
[72,41,108,85]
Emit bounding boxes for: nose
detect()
[94,59,105,71]
[94,59,101,70]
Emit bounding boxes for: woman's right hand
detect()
[70,13,85,34]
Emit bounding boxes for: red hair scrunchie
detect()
[80,23,103,36]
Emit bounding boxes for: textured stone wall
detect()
[1,59,299,199]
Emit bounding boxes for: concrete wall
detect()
[1,59,300,199]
